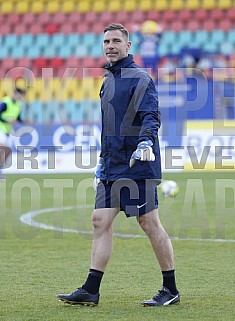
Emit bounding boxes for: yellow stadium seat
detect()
[202,0,217,9]
[47,0,60,13]
[139,0,154,11]
[154,1,169,11]
[0,1,14,14]
[31,1,45,14]
[187,0,201,10]
[15,1,30,14]
[170,0,184,10]
[77,0,91,13]
[123,0,137,12]
[218,0,232,9]
[61,0,75,13]
[93,0,107,12]
[108,0,122,12]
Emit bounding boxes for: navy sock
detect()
[162,269,178,295]
[82,269,104,294]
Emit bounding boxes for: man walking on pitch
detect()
[57,23,180,307]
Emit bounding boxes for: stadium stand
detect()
[0,0,235,122]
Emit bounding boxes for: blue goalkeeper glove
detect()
[93,157,104,191]
[129,140,155,168]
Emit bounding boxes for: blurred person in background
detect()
[133,20,163,79]
[0,87,26,178]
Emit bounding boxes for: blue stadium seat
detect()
[51,33,66,47]
[43,45,57,58]
[35,34,50,48]
[90,43,103,58]
[161,31,177,45]
[203,42,219,53]
[66,33,82,47]
[227,29,235,44]
[4,34,18,48]
[178,31,193,46]
[20,34,34,48]
[11,46,25,59]
[58,45,74,58]
[74,44,88,58]
[211,30,226,44]
[27,46,42,59]
[0,47,10,59]
[194,30,209,45]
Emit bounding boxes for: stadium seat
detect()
[51,33,66,48]
[31,1,45,14]
[187,0,201,10]
[123,0,137,12]
[11,46,25,59]
[0,47,10,59]
[21,13,37,26]
[227,8,235,20]
[84,11,97,24]
[202,0,217,9]
[113,11,130,25]
[218,0,233,9]
[154,1,169,11]
[0,24,12,35]
[43,46,58,59]
[170,0,185,10]
[186,21,200,32]
[139,0,153,11]
[130,10,145,23]
[108,0,122,12]
[52,12,66,25]
[20,34,34,48]
[93,0,106,13]
[34,57,49,69]
[217,19,232,31]
[162,10,176,23]
[58,46,74,58]
[27,46,42,59]
[4,34,18,49]
[171,21,184,32]
[178,31,193,46]
[35,34,50,48]
[203,42,219,53]
[7,13,21,27]
[202,20,216,31]
[17,57,32,69]
[145,10,160,21]
[227,29,235,44]
[45,23,59,34]
[30,24,44,35]
[0,1,14,14]
[2,58,16,71]
[15,1,30,14]
[74,44,88,58]
[47,1,60,13]
[210,8,224,22]
[194,30,209,45]
[194,8,209,22]
[211,30,226,44]
[90,43,103,58]
[98,11,114,25]
[77,0,91,13]
[177,9,192,23]
[61,0,75,13]
[60,23,75,34]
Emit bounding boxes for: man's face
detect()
[103,29,131,65]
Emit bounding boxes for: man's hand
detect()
[93,157,104,191]
[129,140,155,168]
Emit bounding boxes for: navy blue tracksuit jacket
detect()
[99,54,162,182]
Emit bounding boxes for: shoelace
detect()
[153,289,169,302]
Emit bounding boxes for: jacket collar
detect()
[104,54,134,73]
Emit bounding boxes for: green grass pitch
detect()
[0,172,234,321]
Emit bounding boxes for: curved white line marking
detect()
[20,206,235,242]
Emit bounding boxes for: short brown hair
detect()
[103,23,129,40]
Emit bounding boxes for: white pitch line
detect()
[20,206,235,243]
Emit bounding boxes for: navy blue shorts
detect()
[95,179,158,217]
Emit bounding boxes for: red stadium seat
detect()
[130,10,146,24]
[162,10,176,23]
[21,13,37,26]
[98,11,114,25]
[45,23,59,34]
[145,10,160,21]
[227,8,235,20]
[18,57,32,68]
[53,12,66,25]
[34,57,49,69]
[113,11,130,25]
[60,23,75,34]
[210,8,224,22]
[85,11,98,24]
[202,20,216,31]
[91,21,105,34]
[194,8,209,22]
[30,24,43,35]
[218,19,232,31]
[186,20,200,32]
[0,25,12,35]
[50,57,65,69]
[3,58,16,71]
[171,21,184,32]
[8,13,21,27]
[13,24,28,35]
[37,13,52,26]
[178,9,193,23]
[69,12,83,24]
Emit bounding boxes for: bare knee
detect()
[137,210,160,236]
